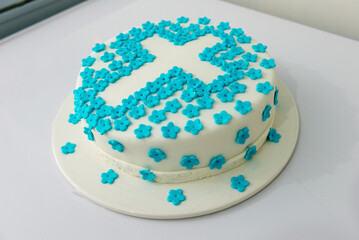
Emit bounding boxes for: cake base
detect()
[52,78,299,219]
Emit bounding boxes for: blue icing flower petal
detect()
[267,128,281,143]
[245,68,262,80]
[129,104,146,119]
[235,127,249,144]
[144,95,160,108]
[111,105,127,119]
[231,175,249,192]
[139,169,156,182]
[262,105,272,121]
[96,118,112,135]
[82,56,96,67]
[83,127,94,141]
[101,169,118,184]
[184,119,203,135]
[209,155,226,170]
[252,43,267,53]
[161,122,180,139]
[180,155,200,169]
[148,148,167,162]
[92,43,106,52]
[229,82,246,93]
[114,116,131,131]
[68,113,80,124]
[100,52,115,63]
[108,140,124,152]
[242,52,257,62]
[256,81,274,94]
[134,124,152,139]
[164,98,182,113]
[234,100,252,114]
[196,96,214,109]
[274,88,279,105]
[167,189,186,206]
[61,142,76,154]
[182,104,200,118]
[216,88,234,102]
[180,89,197,103]
[244,146,257,160]
[148,110,166,124]
[86,114,100,129]
[177,16,189,23]
[217,22,230,30]
[260,58,276,69]
[237,34,251,44]
[213,111,232,125]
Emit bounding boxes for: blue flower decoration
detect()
[229,70,245,80]
[96,118,112,135]
[167,189,186,206]
[101,169,118,184]
[256,81,274,94]
[148,110,166,124]
[267,128,281,143]
[260,58,276,69]
[148,148,167,162]
[230,28,244,36]
[244,146,257,160]
[94,80,109,92]
[180,155,200,169]
[96,104,113,118]
[252,43,267,52]
[237,34,251,43]
[177,16,189,23]
[182,104,200,118]
[122,96,139,111]
[82,56,96,67]
[217,88,234,102]
[274,88,279,105]
[262,105,272,121]
[181,89,197,103]
[68,113,80,124]
[195,84,211,97]
[80,67,94,79]
[235,100,252,114]
[209,155,226,170]
[111,105,127,119]
[229,82,246,94]
[92,43,105,52]
[100,52,115,63]
[242,52,257,62]
[144,95,160,108]
[164,98,182,113]
[184,119,203,135]
[196,96,214,109]
[94,68,109,79]
[108,140,124,152]
[217,22,230,30]
[61,142,76,154]
[245,68,262,80]
[86,114,100,129]
[169,78,184,92]
[134,124,152,139]
[209,79,224,93]
[114,116,131,131]
[161,122,180,139]
[235,127,249,144]
[231,175,249,192]
[108,60,123,71]
[129,104,146,119]
[234,60,249,70]
[157,86,174,100]
[139,170,155,182]
[213,111,232,125]
[83,127,94,141]
[198,17,210,25]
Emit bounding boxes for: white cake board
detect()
[52,79,299,219]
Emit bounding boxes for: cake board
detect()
[52,78,299,219]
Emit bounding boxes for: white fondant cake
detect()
[71,18,278,184]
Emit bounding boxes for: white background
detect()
[1,0,359,239]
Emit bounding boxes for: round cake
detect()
[69,16,279,184]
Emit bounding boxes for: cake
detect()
[67,16,280,191]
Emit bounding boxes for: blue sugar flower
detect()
[217,88,234,103]
[158,19,171,28]
[61,142,76,154]
[108,140,124,152]
[244,146,257,160]
[195,84,211,97]
[94,68,109,79]
[262,105,272,121]
[108,60,123,71]
[134,124,152,139]
[96,105,113,118]
[169,22,182,32]
[256,81,274,94]
[169,79,184,92]
[68,113,80,124]
[230,28,244,36]
[234,100,252,114]
[177,16,189,23]
[114,116,131,131]
[129,59,143,70]
[134,88,150,101]
[231,175,249,192]
[182,104,200,118]
[164,98,182,113]
[148,148,167,162]
[209,79,224,93]
[82,77,96,88]
[181,89,197,103]
[167,189,186,206]
[213,111,232,125]
[96,119,112,135]
[198,17,210,25]
[80,67,94,79]
[148,110,166,124]
[143,95,160,108]
[235,127,249,144]
[104,72,120,83]
[245,68,262,80]
[267,128,281,143]
[229,82,246,93]
[234,60,249,70]
[77,104,92,119]
[82,56,96,67]
[155,73,171,85]
[141,53,156,63]
[210,57,225,67]
[118,66,132,76]
[83,127,94,141]
[86,114,100,129]
[181,155,200,169]
[242,52,258,62]
[129,27,142,36]
[229,70,245,81]
[237,34,251,44]
[100,52,115,63]
[92,43,105,52]
[187,78,203,90]
[217,22,230,30]
[219,74,234,85]
[157,87,174,100]
[274,88,279,105]
[116,33,129,41]
[111,105,127,119]
[129,104,146,119]
[122,95,139,110]
[139,170,155,182]
[168,66,183,77]
[184,119,203,135]
[196,96,214,109]
[101,169,118,184]
[94,80,108,92]
[122,52,136,63]
[252,43,267,52]
[260,58,276,69]
[209,155,226,170]
[161,122,180,139]
[142,21,155,30]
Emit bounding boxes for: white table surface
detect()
[1,0,358,239]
